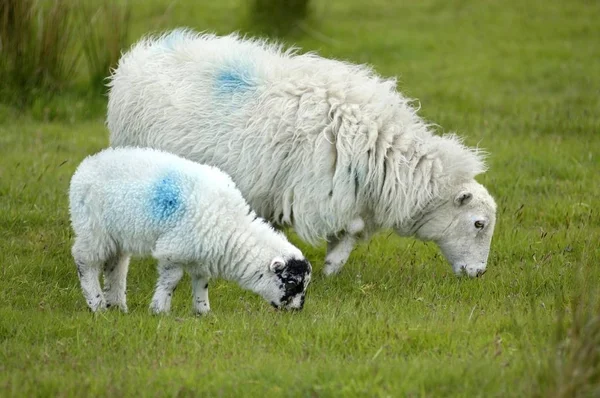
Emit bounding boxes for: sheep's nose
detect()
[476,269,487,277]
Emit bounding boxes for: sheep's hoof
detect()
[323,261,343,276]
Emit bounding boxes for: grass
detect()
[78,0,131,93]
[0,0,131,107]
[247,0,312,36]
[0,0,79,105]
[1,0,599,396]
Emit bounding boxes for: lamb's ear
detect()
[269,257,286,273]
[454,191,473,207]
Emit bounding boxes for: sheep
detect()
[68,147,312,314]
[107,30,497,278]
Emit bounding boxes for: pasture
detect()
[1,0,599,396]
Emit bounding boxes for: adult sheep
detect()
[108,30,497,278]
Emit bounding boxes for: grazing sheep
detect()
[107,30,497,278]
[69,147,312,314]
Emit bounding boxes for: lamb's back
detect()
[69,148,242,254]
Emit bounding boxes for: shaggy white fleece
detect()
[107,30,496,277]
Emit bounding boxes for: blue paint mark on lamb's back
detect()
[149,171,185,223]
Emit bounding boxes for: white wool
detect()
[69,147,311,312]
[107,30,496,277]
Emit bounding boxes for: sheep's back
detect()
[107,32,415,242]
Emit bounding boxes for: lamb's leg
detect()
[191,274,210,315]
[150,261,184,314]
[323,218,365,276]
[103,252,130,312]
[72,239,106,312]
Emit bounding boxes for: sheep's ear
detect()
[454,191,473,207]
[269,257,286,273]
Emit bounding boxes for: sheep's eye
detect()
[474,220,485,229]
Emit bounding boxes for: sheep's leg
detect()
[323,234,357,276]
[72,240,106,312]
[191,274,210,315]
[149,261,184,314]
[103,252,130,313]
[323,218,365,276]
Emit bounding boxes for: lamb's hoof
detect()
[194,301,211,316]
[194,309,211,317]
[86,294,107,312]
[114,303,128,313]
[89,301,107,312]
[105,300,128,313]
[149,302,169,315]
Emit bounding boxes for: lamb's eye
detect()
[285,281,298,290]
[474,220,485,229]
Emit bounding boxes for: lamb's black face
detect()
[271,258,312,310]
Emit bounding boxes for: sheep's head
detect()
[257,256,312,310]
[411,180,497,278]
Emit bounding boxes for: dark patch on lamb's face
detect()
[272,258,312,310]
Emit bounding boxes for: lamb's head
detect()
[412,180,497,277]
[253,255,312,310]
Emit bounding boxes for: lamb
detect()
[68,147,312,314]
[107,30,497,278]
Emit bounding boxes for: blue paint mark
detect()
[150,172,184,222]
[156,29,189,51]
[215,65,254,95]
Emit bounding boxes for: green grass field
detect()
[1,0,599,396]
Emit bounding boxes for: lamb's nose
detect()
[476,269,487,277]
